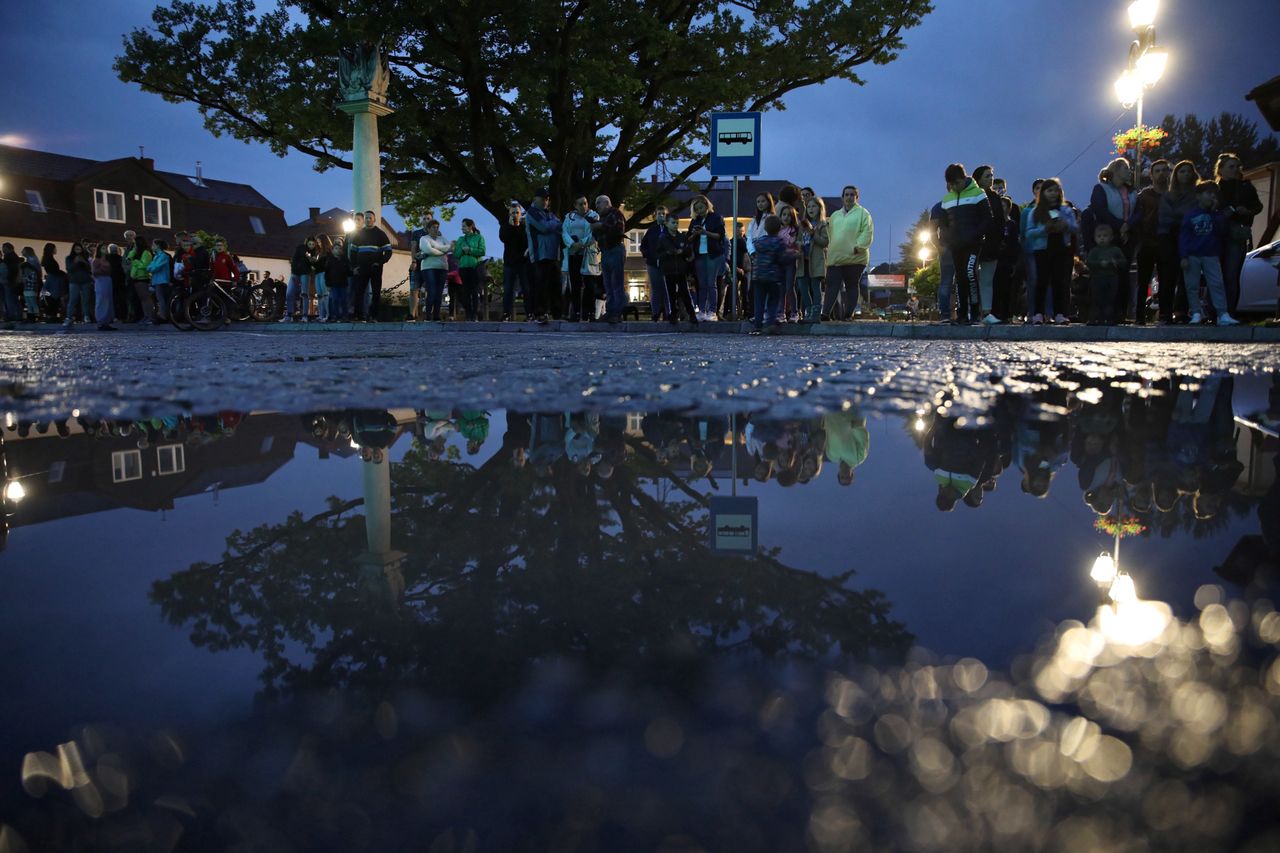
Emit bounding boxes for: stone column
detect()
[337,98,395,216]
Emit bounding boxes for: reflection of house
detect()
[0,414,300,529]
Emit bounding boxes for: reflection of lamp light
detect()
[1136,48,1167,87]
[913,417,926,432]
[1090,552,1117,584]
[1114,70,1142,108]
[349,439,360,449]
[1127,0,1158,29]
[4,480,25,503]
[1108,572,1138,605]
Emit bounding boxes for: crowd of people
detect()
[1,153,1264,332]
[925,152,1264,328]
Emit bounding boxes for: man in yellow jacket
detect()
[822,185,874,320]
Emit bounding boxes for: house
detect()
[0,144,303,279]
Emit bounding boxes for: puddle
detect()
[2,373,1279,850]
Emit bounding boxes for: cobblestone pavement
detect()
[2,328,1279,419]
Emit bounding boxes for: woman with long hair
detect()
[64,241,94,326]
[1022,178,1078,325]
[20,246,42,320]
[1215,152,1264,313]
[687,195,725,320]
[313,234,333,321]
[799,197,829,323]
[1156,159,1201,323]
[40,243,65,321]
[1088,157,1135,321]
[775,202,801,322]
[746,192,775,315]
[91,243,116,330]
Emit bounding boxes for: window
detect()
[94,189,126,223]
[157,444,185,476]
[25,190,46,213]
[249,215,266,235]
[142,196,171,228]
[111,449,142,483]
[48,461,65,484]
[259,436,274,454]
[626,229,644,256]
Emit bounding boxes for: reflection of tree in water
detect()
[152,434,912,702]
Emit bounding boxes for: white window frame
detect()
[94,189,126,223]
[142,195,171,228]
[111,449,142,483]
[249,215,266,235]
[156,443,185,476]
[25,190,46,213]
[626,229,643,256]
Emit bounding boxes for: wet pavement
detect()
[3,329,1280,420]
[3,337,1280,851]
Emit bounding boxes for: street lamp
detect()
[917,247,931,264]
[1114,0,1168,180]
[4,479,25,503]
[342,217,357,234]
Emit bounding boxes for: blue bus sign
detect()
[709,112,762,177]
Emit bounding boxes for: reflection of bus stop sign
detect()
[709,112,762,177]
[709,495,759,554]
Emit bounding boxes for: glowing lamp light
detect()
[1127,0,1158,29]
[1114,71,1142,108]
[4,480,25,503]
[341,218,357,233]
[1136,48,1168,87]
[1108,572,1138,605]
[1090,552,1117,585]
[917,232,930,245]
[917,247,932,263]
[914,417,926,433]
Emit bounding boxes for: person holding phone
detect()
[1022,178,1078,325]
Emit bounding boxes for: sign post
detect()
[709,495,759,555]
[709,112,762,322]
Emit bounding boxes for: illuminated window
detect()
[626,229,643,255]
[25,190,46,213]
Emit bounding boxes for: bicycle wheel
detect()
[246,285,276,322]
[185,288,228,331]
[169,292,195,331]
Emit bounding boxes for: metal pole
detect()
[1133,94,1144,180]
[731,176,739,321]
[731,412,738,497]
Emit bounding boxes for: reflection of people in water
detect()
[1013,390,1071,498]
[822,410,869,486]
[1070,383,1123,514]
[923,412,985,511]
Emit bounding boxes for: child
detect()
[776,203,800,321]
[1085,223,1126,325]
[748,215,797,335]
[657,214,698,326]
[1179,181,1238,326]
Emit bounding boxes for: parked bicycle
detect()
[184,278,276,331]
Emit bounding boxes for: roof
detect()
[155,170,280,210]
[0,144,98,181]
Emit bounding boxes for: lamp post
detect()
[1114,0,1169,181]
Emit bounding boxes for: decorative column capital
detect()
[338,97,395,118]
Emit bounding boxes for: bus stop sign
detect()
[709,112,762,177]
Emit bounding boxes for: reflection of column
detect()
[358,455,404,601]
[337,98,395,216]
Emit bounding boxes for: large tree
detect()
[1158,111,1280,175]
[115,0,932,221]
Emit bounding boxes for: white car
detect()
[1238,240,1280,315]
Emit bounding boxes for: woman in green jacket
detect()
[124,235,155,324]
[455,219,486,320]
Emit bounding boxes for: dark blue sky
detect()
[1,0,1277,253]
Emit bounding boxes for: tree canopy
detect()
[115,0,933,221]
[1158,111,1280,175]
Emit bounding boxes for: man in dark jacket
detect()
[347,210,393,322]
[593,195,627,323]
[1,243,21,322]
[639,204,670,321]
[523,188,562,322]
[498,202,531,321]
[940,163,994,324]
[973,165,1004,324]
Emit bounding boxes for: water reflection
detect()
[3,377,1280,850]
